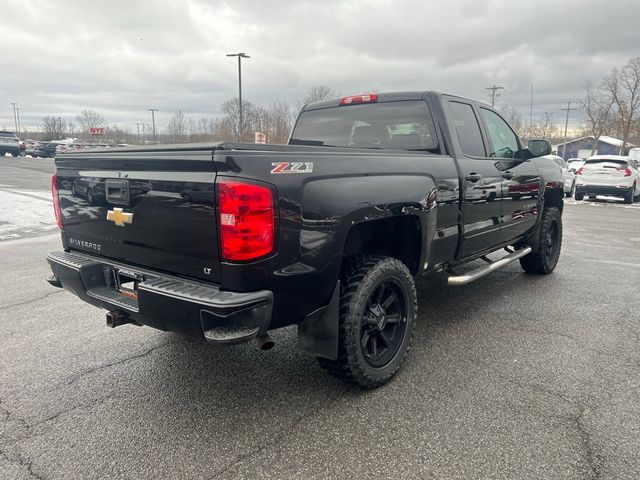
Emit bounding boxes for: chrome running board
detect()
[447,247,532,286]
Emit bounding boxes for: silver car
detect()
[545,155,576,197]
[575,155,640,204]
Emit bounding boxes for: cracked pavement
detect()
[1,158,639,479]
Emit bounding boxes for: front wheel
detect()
[520,207,562,274]
[318,256,417,388]
[574,191,584,201]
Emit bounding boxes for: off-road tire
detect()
[520,207,562,274]
[318,256,417,389]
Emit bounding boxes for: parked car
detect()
[47,90,564,388]
[25,140,39,157]
[566,158,584,173]
[575,155,640,204]
[546,155,576,197]
[33,142,58,158]
[0,130,21,157]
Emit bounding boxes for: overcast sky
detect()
[2,0,639,134]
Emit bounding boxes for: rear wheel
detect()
[318,256,417,388]
[520,207,562,274]
[624,186,634,204]
[566,181,575,198]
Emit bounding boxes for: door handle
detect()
[465,173,482,182]
[501,171,514,180]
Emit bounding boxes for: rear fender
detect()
[301,174,437,276]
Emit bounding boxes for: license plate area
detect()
[105,267,144,301]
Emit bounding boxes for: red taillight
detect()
[576,167,585,175]
[339,93,378,106]
[51,174,63,230]
[218,180,274,261]
[617,167,632,177]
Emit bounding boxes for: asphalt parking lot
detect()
[1,156,639,479]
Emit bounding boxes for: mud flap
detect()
[297,281,340,360]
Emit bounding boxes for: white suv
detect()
[575,155,640,204]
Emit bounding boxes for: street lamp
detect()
[226,52,250,142]
[10,102,18,135]
[15,107,22,139]
[149,108,158,143]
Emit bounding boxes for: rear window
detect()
[290,101,440,153]
[585,158,628,167]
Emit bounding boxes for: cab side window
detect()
[480,108,519,159]
[449,102,486,157]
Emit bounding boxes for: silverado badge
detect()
[106,207,133,227]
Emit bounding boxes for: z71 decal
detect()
[271,162,314,174]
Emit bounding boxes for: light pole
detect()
[10,102,18,134]
[226,52,250,142]
[15,107,22,139]
[149,109,158,143]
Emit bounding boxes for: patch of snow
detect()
[0,189,56,235]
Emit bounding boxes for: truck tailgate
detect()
[55,148,221,283]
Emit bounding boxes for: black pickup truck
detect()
[47,91,564,388]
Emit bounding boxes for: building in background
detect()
[554,136,635,159]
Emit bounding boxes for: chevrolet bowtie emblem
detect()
[106,208,133,227]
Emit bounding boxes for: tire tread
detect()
[318,255,417,388]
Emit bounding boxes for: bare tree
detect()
[603,57,640,153]
[67,120,76,139]
[41,116,66,140]
[532,112,556,139]
[221,98,260,141]
[498,105,528,139]
[76,110,106,137]
[262,100,294,144]
[298,85,338,110]
[166,110,187,143]
[582,81,615,155]
[212,117,235,141]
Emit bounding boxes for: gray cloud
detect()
[2,0,639,133]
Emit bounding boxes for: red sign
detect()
[254,132,266,144]
[90,127,105,135]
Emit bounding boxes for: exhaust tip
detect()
[255,334,275,351]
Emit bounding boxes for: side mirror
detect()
[528,139,552,157]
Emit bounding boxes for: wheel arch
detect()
[341,214,425,276]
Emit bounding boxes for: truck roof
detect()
[301,90,490,112]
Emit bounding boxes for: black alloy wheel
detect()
[545,220,560,261]
[318,256,417,388]
[520,207,562,274]
[361,280,408,368]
